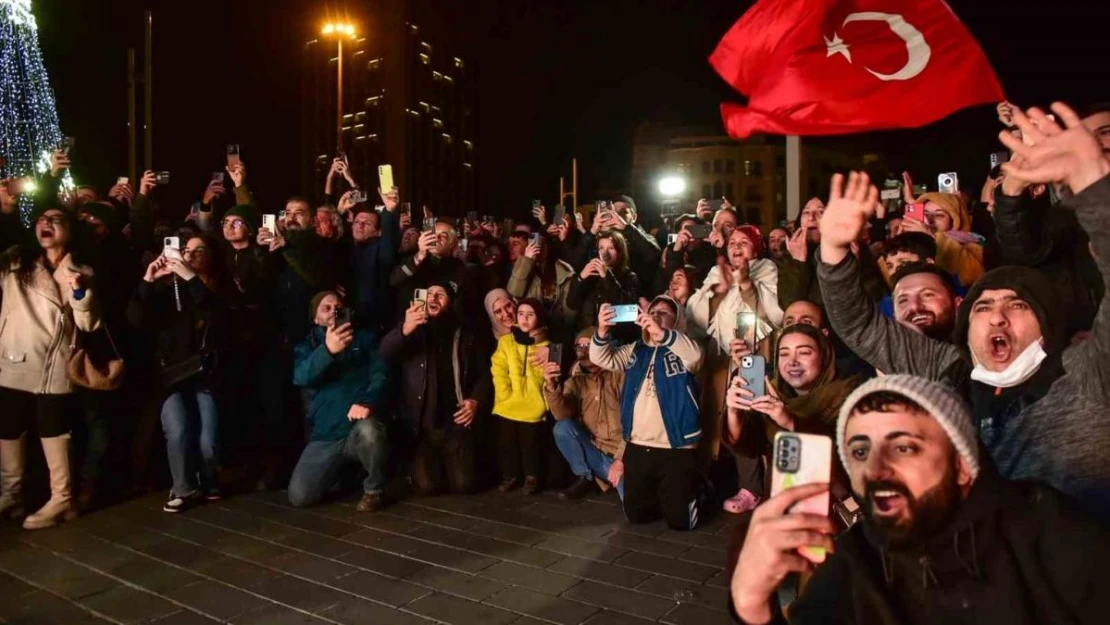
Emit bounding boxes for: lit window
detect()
[432,118,444,129]
[463,140,473,150]
[432,71,443,81]
[418,53,430,65]
[443,74,454,84]
[454,57,464,69]
[365,96,382,107]
[442,133,453,145]
[420,41,433,53]
[418,101,430,112]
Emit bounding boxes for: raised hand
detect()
[202,179,226,205]
[402,301,428,336]
[997,101,1015,128]
[731,483,837,624]
[524,239,541,260]
[999,101,1110,195]
[819,172,878,265]
[379,186,400,212]
[325,322,354,355]
[785,226,807,262]
[597,303,616,338]
[227,162,246,187]
[138,170,157,197]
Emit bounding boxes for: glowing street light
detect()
[658,176,686,198]
[321,21,358,151]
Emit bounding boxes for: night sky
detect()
[34,0,1110,216]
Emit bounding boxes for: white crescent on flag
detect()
[824,12,932,82]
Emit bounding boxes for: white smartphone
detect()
[117,176,129,185]
[163,236,182,261]
[770,432,832,564]
[414,288,428,310]
[261,214,277,234]
[937,173,959,194]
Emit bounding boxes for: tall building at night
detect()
[300,0,476,216]
[630,123,881,229]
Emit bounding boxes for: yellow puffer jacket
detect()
[491,332,549,423]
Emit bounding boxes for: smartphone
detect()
[422,217,436,232]
[770,431,832,563]
[611,304,639,324]
[278,209,287,221]
[482,214,494,224]
[528,232,541,246]
[879,188,901,201]
[116,176,129,186]
[378,165,395,192]
[459,238,469,253]
[414,288,428,310]
[163,236,182,261]
[60,136,75,155]
[903,202,927,222]
[739,355,766,398]
[990,151,1010,169]
[687,224,712,239]
[333,307,352,328]
[155,171,171,184]
[401,202,411,215]
[337,151,347,164]
[226,144,241,167]
[211,171,224,185]
[553,205,566,226]
[532,199,542,210]
[262,214,277,234]
[350,189,367,204]
[549,343,563,366]
[595,200,609,215]
[708,199,724,212]
[467,210,478,223]
[667,233,678,245]
[735,311,757,349]
[937,172,959,194]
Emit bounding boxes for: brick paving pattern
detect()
[0,488,736,624]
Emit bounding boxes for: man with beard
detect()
[817,102,1110,521]
[729,375,1109,625]
[390,217,480,317]
[544,327,625,501]
[345,189,400,332]
[888,264,960,341]
[378,278,492,496]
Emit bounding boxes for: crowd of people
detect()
[0,99,1108,622]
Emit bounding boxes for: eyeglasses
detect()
[35,216,66,226]
[222,219,245,229]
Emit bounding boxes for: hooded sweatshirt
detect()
[817,173,1110,522]
[918,192,985,287]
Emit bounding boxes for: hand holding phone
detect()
[610,304,639,324]
[378,165,395,193]
[740,355,766,398]
[226,144,241,167]
[770,432,832,563]
[903,202,927,222]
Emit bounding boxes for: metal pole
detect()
[126,48,136,181]
[336,38,344,152]
[559,176,564,205]
[143,11,153,171]
[571,158,578,211]
[786,135,800,222]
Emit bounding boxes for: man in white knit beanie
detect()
[730,373,1110,625]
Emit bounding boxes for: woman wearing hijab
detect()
[723,323,861,511]
[484,289,516,339]
[900,191,984,288]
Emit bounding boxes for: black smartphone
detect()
[333,308,353,328]
[688,224,712,239]
[532,199,542,210]
[549,343,564,366]
[553,205,567,226]
[60,136,75,155]
[226,144,241,167]
[708,199,723,212]
[155,171,171,184]
[467,210,478,223]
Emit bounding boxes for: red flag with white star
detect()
[709,0,1005,138]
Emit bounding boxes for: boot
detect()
[23,436,78,530]
[0,435,25,519]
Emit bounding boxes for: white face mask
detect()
[970,337,1047,388]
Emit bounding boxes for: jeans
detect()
[553,419,623,500]
[160,386,219,498]
[288,418,387,508]
[412,426,476,496]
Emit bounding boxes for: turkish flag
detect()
[709,0,1005,138]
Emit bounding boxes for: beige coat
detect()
[0,253,99,395]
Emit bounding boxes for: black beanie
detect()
[424,275,458,299]
[78,201,121,232]
[955,266,1064,356]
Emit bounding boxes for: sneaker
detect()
[163,492,199,514]
[497,478,519,493]
[558,476,597,500]
[356,492,383,513]
[522,476,540,496]
[723,489,761,514]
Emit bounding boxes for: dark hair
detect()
[890,262,956,297]
[849,390,929,418]
[882,232,938,262]
[4,210,89,285]
[597,229,630,273]
[285,196,313,213]
[1081,101,1110,120]
[673,263,706,291]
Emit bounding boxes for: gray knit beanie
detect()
[836,375,980,479]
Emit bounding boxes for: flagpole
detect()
[786,135,801,223]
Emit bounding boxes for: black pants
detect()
[496,416,542,481]
[412,426,477,496]
[623,443,702,531]
[0,387,73,439]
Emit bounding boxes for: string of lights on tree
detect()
[0,0,72,222]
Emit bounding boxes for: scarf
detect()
[484,288,514,339]
[771,324,862,432]
[689,258,783,350]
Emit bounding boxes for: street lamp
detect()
[658,176,686,198]
[321,21,357,151]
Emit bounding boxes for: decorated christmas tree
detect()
[0,0,65,221]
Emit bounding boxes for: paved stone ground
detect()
[0,486,738,625]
